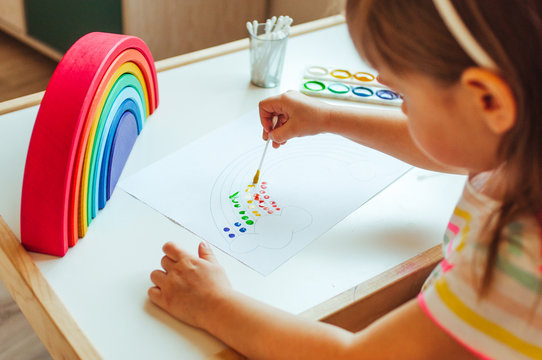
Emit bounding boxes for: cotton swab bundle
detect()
[252,115,278,184]
[246,16,293,40]
[247,16,293,87]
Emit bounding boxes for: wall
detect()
[122,0,346,60]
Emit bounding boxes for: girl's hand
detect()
[148,241,231,329]
[259,90,332,149]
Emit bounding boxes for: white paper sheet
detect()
[120,109,411,275]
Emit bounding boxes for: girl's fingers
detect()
[198,242,217,263]
[148,287,168,310]
[161,255,176,271]
[148,286,162,303]
[272,140,286,148]
[162,242,183,261]
[150,269,167,286]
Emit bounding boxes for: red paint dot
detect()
[260,190,266,194]
[261,185,267,189]
[263,207,268,211]
[268,210,273,214]
[262,182,267,185]
[259,203,265,208]
[276,208,281,211]
[271,201,276,205]
[264,195,270,199]
[272,203,277,207]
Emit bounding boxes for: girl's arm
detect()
[149,242,478,360]
[259,91,465,174]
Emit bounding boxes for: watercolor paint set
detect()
[300,65,402,107]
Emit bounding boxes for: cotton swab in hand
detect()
[252,115,278,184]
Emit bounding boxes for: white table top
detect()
[0,24,466,359]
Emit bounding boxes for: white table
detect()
[0,16,466,359]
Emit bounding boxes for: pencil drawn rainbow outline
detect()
[21,32,159,256]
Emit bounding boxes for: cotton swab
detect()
[253,20,259,36]
[252,115,278,184]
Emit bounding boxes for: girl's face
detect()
[376,66,502,172]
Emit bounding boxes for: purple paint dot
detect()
[223,227,230,232]
[229,233,235,238]
[234,222,241,227]
[240,228,247,232]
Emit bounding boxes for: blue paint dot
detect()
[229,233,235,238]
[234,222,242,227]
[223,227,230,232]
[240,228,247,232]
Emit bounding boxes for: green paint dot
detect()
[246,220,254,225]
[241,216,249,220]
[234,204,241,208]
[239,211,246,214]
[229,191,239,199]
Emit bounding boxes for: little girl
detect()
[149,0,542,358]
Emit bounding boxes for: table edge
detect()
[0,216,102,359]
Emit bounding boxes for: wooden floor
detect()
[0,30,53,360]
[0,30,57,102]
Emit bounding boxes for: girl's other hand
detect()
[148,241,231,329]
[259,90,331,149]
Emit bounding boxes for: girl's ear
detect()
[460,67,517,134]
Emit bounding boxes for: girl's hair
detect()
[346,0,542,292]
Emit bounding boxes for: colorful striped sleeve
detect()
[419,205,542,359]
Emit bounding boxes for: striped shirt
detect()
[418,178,542,359]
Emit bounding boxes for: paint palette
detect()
[300,65,402,107]
[303,65,385,87]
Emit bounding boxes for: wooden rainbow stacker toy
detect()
[21,32,159,256]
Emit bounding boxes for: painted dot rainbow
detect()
[21,32,159,256]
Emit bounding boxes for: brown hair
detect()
[346,0,542,292]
